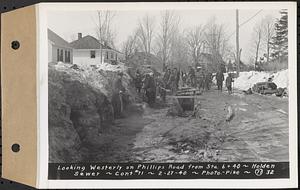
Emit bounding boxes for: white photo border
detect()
[37,2,298,189]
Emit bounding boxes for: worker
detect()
[188,66,196,87]
[143,73,156,105]
[175,68,180,89]
[112,72,126,118]
[157,75,167,102]
[216,71,224,91]
[205,72,213,90]
[134,69,142,93]
[163,68,171,89]
[168,68,177,94]
[195,67,204,90]
[226,73,234,94]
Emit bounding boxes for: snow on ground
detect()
[76,61,127,72]
[233,69,288,91]
[53,62,130,98]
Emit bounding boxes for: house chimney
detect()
[78,33,82,39]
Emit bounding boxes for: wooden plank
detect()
[167,95,202,98]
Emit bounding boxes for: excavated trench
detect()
[49,64,289,163]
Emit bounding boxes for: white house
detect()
[70,33,125,65]
[48,29,73,64]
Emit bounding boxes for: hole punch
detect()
[11,41,20,50]
[11,144,20,153]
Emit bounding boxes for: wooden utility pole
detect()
[236,9,240,76]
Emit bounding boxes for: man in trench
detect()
[112,72,126,119]
[143,73,157,105]
[134,69,142,94]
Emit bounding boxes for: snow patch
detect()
[52,62,132,99]
[233,69,288,91]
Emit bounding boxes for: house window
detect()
[106,51,109,60]
[68,51,71,62]
[60,49,63,62]
[57,49,60,62]
[90,50,96,58]
[65,51,68,62]
[111,52,114,59]
[65,50,70,63]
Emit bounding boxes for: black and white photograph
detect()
[44,2,296,186]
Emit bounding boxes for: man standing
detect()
[143,73,156,105]
[226,73,234,94]
[205,72,212,90]
[168,68,177,94]
[157,75,167,102]
[188,66,196,87]
[216,71,224,91]
[163,68,171,89]
[134,69,142,93]
[175,68,180,89]
[195,67,204,90]
[112,72,126,118]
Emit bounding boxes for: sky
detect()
[48,9,281,64]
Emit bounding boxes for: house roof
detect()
[70,35,113,50]
[48,29,72,48]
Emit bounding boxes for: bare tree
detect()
[252,21,263,66]
[95,11,116,63]
[261,15,275,64]
[122,30,139,59]
[169,29,190,69]
[96,11,116,47]
[204,17,229,69]
[157,10,180,70]
[136,14,155,54]
[185,25,205,66]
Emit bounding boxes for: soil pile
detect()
[48,63,136,163]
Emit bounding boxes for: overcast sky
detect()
[48,9,281,64]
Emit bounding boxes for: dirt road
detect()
[87,86,289,162]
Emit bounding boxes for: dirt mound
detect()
[49,72,83,163]
[49,65,120,162]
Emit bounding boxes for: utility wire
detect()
[239,9,263,27]
[227,9,263,39]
